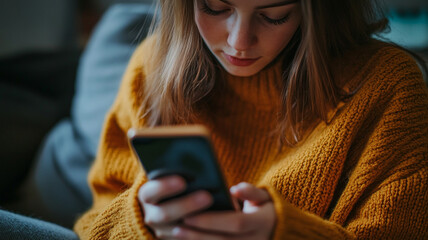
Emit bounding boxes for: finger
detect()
[150,225,180,240]
[172,226,257,240]
[230,182,271,204]
[139,175,186,204]
[144,190,213,225]
[183,209,264,234]
[173,226,223,240]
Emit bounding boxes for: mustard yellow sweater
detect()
[74,37,428,239]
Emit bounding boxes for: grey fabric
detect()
[32,3,155,227]
[93,0,155,11]
[72,3,154,156]
[0,209,78,240]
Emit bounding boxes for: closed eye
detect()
[261,12,291,25]
[200,0,229,16]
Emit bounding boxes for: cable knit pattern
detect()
[74,36,428,239]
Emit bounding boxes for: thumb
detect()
[230,182,271,205]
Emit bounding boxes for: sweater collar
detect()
[219,57,284,110]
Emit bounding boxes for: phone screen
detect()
[131,135,235,211]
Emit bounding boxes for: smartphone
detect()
[128,125,236,212]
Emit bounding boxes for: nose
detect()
[227,16,256,53]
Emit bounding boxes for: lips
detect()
[223,53,260,67]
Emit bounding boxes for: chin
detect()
[228,70,258,77]
[222,65,262,77]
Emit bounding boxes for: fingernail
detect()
[230,186,237,193]
[172,227,184,237]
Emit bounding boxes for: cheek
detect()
[261,21,301,56]
[195,13,223,47]
[264,32,293,55]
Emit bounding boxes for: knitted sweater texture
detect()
[74,37,428,239]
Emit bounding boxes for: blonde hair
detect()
[143,0,388,145]
[143,0,216,125]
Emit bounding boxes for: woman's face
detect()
[194,0,302,77]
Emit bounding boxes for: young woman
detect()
[74,0,428,239]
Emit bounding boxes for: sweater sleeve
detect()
[263,186,356,239]
[265,169,428,240]
[262,49,428,239]
[74,40,155,239]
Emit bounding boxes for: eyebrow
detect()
[218,0,299,9]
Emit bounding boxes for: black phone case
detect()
[131,135,235,212]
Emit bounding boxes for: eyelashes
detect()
[261,13,291,25]
[199,0,291,26]
[200,0,229,15]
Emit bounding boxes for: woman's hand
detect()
[138,175,214,239]
[139,178,276,240]
[176,182,276,240]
